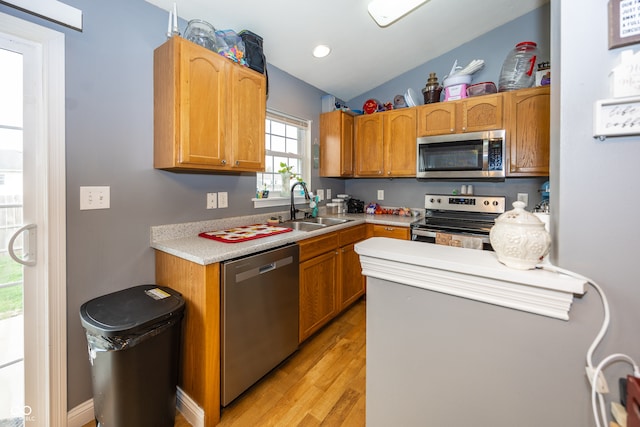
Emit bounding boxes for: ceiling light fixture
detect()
[367,0,429,27]
[313,45,331,58]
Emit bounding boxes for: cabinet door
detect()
[416,103,456,136]
[460,93,503,132]
[229,65,266,171]
[178,40,228,167]
[320,111,354,177]
[299,250,338,342]
[505,86,550,176]
[338,243,365,311]
[355,114,384,176]
[384,109,416,176]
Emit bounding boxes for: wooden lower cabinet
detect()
[299,250,339,342]
[155,251,220,427]
[298,224,367,342]
[368,223,411,240]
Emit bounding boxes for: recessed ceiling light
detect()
[313,45,331,58]
[368,0,430,27]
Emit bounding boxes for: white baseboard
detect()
[67,398,94,427]
[66,388,202,427]
[176,387,204,427]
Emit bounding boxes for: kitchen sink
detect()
[305,217,352,226]
[280,217,353,232]
[280,221,327,232]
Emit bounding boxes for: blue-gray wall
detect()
[0,0,344,409]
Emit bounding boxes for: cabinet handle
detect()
[462,127,466,131]
[235,160,240,166]
[385,227,394,231]
[387,171,391,175]
[450,128,454,132]
[221,159,227,165]
[378,170,382,175]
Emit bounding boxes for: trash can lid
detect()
[79,285,185,336]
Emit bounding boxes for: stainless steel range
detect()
[411,194,506,250]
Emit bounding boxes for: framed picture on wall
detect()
[609,0,640,49]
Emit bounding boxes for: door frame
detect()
[0,12,67,426]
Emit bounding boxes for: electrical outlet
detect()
[80,186,110,210]
[317,189,324,201]
[218,192,228,208]
[377,190,384,200]
[207,193,217,209]
[326,189,332,200]
[517,193,529,207]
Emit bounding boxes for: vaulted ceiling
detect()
[145,0,548,101]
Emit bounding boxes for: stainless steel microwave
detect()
[416,129,506,179]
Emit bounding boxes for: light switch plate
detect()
[317,189,324,201]
[218,192,228,208]
[326,189,332,199]
[80,186,110,210]
[377,190,384,200]
[517,192,529,207]
[207,193,217,209]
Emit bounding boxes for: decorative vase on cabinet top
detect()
[489,201,551,270]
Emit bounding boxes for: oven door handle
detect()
[412,228,492,244]
[412,228,438,238]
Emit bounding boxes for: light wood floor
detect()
[83,298,366,427]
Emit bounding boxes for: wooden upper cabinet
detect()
[459,93,503,133]
[355,108,416,177]
[416,93,503,136]
[154,36,265,173]
[320,110,355,177]
[416,102,457,136]
[383,109,416,176]
[229,65,266,170]
[505,86,550,176]
[355,113,384,176]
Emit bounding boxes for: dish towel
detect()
[435,232,483,250]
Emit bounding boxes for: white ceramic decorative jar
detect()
[489,201,551,270]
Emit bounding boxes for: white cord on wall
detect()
[536,263,640,427]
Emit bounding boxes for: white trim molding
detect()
[355,237,587,321]
[1,0,82,30]
[0,11,67,426]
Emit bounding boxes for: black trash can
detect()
[80,285,185,427]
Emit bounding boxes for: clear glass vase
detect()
[280,174,290,197]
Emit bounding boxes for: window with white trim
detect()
[256,111,310,202]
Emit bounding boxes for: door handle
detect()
[8,223,37,266]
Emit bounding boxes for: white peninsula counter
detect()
[355,238,600,427]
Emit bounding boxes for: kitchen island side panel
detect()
[366,277,601,427]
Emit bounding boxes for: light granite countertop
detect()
[151,210,421,265]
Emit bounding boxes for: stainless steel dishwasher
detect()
[221,243,299,406]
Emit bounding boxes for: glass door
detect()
[0,45,27,426]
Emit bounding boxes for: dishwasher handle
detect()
[234,255,294,283]
[259,263,276,274]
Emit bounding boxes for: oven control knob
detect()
[484,200,490,206]
[430,198,435,203]
[437,198,441,203]
[493,201,499,206]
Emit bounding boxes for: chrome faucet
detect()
[290,181,311,220]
